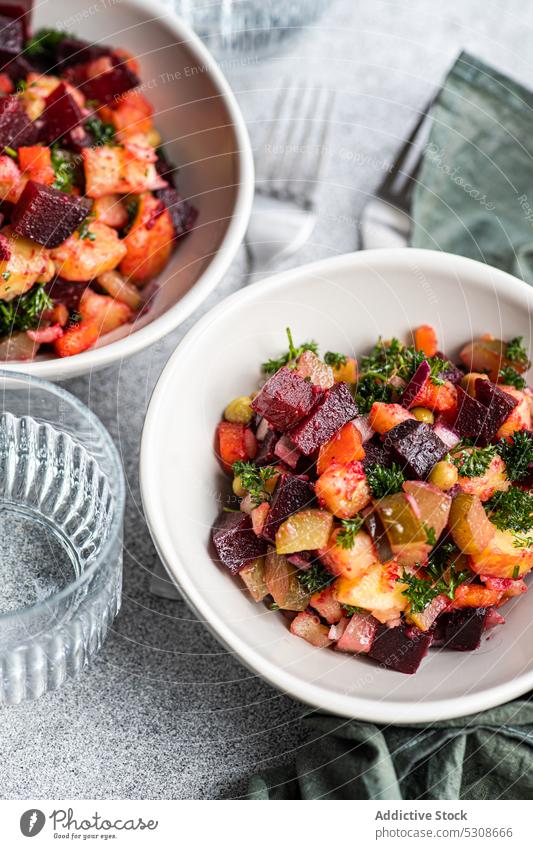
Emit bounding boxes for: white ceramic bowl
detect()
[140,248,533,722]
[3,0,253,379]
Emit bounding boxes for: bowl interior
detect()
[142,249,533,721]
[32,0,244,356]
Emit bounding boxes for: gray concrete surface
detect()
[1,0,532,799]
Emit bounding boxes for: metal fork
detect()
[359,97,435,250]
[245,84,335,279]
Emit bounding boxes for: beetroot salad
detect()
[212,326,533,674]
[0,17,195,360]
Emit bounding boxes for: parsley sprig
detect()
[487,486,533,534]
[324,351,347,368]
[232,461,278,505]
[498,365,526,389]
[262,327,318,375]
[51,147,75,193]
[506,336,528,366]
[497,431,533,482]
[297,563,333,595]
[336,516,364,549]
[0,284,52,335]
[85,116,115,146]
[452,443,497,478]
[366,462,405,498]
[398,543,470,612]
[353,337,449,413]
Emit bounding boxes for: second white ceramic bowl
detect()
[141,248,533,722]
[3,0,253,379]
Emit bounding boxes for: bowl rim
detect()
[1,0,254,380]
[140,247,533,722]
[0,369,126,624]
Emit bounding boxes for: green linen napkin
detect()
[248,52,533,801]
[248,701,533,800]
[411,51,533,282]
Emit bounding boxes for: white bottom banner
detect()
[0,799,529,847]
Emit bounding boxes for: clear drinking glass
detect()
[173,0,330,58]
[0,372,125,704]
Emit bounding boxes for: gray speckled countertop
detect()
[2,0,532,800]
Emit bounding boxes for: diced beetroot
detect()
[252,366,323,431]
[80,57,140,105]
[0,3,30,39]
[0,14,23,65]
[286,550,315,569]
[45,279,87,312]
[274,434,301,469]
[262,473,315,542]
[55,38,114,68]
[39,82,85,145]
[435,607,489,651]
[155,187,197,238]
[383,419,448,480]
[475,378,519,441]
[254,429,279,466]
[290,611,333,648]
[362,436,393,470]
[433,421,461,450]
[0,95,37,151]
[287,382,359,456]
[368,622,432,673]
[310,584,343,624]
[401,360,430,408]
[452,385,490,442]
[212,511,267,575]
[11,181,91,248]
[335,611,379,653]
[155,148,176,187]
[484,608,505,631]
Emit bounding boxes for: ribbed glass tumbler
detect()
[0,372,125,704]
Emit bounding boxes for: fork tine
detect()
[263,84,309,186]
[377,96,435,205]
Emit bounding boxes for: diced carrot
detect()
[369,402,415,434]
[0,73,14,94]
[18,146,55,185]
[331,356,357,383]
[217,422,254,471]
[414,324,438,357]
[54,321,99,357]
[317,421,365,475]
[408,378,457,412]
[79,288,132,336]
[93,194,128,229]
[452,583,503,608]
[100,90,153,138]
[119,192,174,284]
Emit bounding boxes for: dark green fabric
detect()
[248,701,533,799]
[411,51,533,283]
[248,52,533,800]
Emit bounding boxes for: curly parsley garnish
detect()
[365,462,405,498]
[0,284,53,335]
[85,116,115,146]
[398,543,470,611]
[297,563,333,595]
[497,431,533,482]
[324,351,347,368]
[262,327,319,375]
[487,486,533,534]
[336,516,365,549]
[452,444,497,478]
[232,461,278,505]
[498,365,526,389]
[353,337,448,413]
[506,336,528,366]
[51,147,75,193]
[25,28,72,59]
